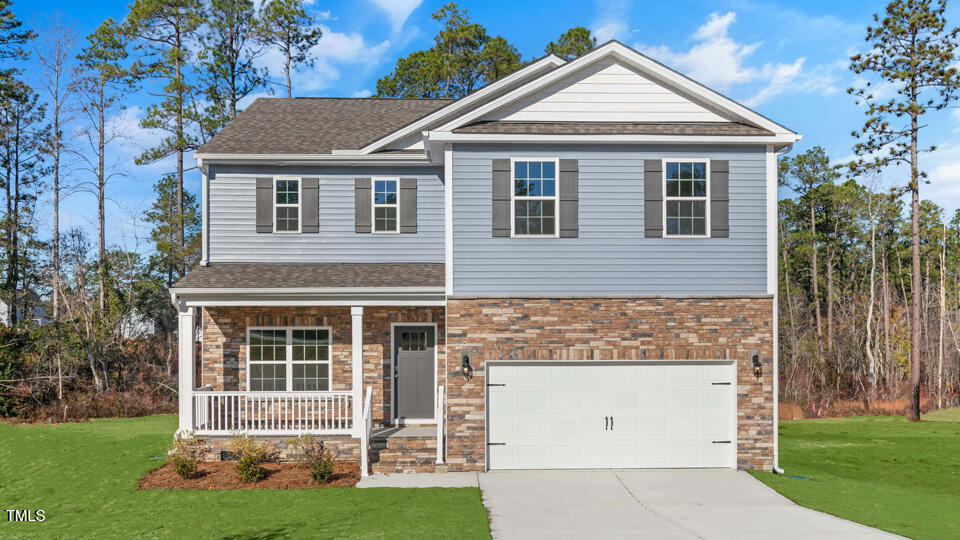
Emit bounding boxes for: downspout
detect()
[772,143,793,474]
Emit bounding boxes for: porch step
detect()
[369,433,442,474]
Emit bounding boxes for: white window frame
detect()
[662,158,711,239]
[510,157,560,238]
[273,176,302,234]
[246,326,333,392]
[372,176,401,234]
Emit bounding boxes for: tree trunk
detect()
[883,251,891,393]
[939,223,946,408]
[867,209,877,396]
[907,112,922,422]
[98,83,106,312]
[810,200,823,355]
[285,49,292,98]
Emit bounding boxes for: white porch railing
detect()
[436,385,445,464]
[192,391,354,435]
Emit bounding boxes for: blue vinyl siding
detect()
[451,144,768,295]
[207,164,444,263]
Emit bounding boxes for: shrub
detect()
[312,452,335,484]
[228,433,268,483]
[287,434,336,485]
[167,433,206,479]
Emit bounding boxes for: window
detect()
[664,161,709,237]
[248,327,331,391]
[275,178,300,232]
[373,179,398,232]
[512,159,557,236]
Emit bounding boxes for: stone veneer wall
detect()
[200,306,445,425]
[443,297,775,472]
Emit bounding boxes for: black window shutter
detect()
[711,160,729,238]
[558,159,579,238]
[643,160,663,238]
[400,177,417,233]
[302,177,319,233]
[355,177,372,233]
[256,177,273,233]
[492,159,511,237]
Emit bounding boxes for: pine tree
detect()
[848,0,960,420]
[123,0,203,279]
[255,0,321,98]
[198,0,266,135]
[545,27,597,60]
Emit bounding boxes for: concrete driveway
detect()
[479,469,899,539]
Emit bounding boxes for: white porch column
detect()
[177,305,196,435]
[351,306,363,435]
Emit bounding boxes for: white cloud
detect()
[637,11,840,106]
[637,12,759,90]
[591,0,630,42]
[743,58,804,107]
[350,88,373,98]
[255,25,390,94]
[365,0,421,33]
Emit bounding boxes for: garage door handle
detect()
[712,440,731,444]
[604,416,609,430]
[610,416,613,430]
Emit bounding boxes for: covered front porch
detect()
[170,263,447,476]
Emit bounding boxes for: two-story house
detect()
[170,41,800,475]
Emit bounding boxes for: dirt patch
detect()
[138,461,360,489]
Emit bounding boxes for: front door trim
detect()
[390,322,438,425]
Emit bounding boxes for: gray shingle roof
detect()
[452,121,775,136]
[198,98,454,155]
[172,263,445,289]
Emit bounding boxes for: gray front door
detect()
[395,326,435,420]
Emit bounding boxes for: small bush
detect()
[167,433,206,479]
[228,433,268,483]
[287,434,337,485]
[311,452,335,484]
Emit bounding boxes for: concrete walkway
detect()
[479,469,900,539]
[357,469,899,539]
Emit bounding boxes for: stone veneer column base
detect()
[443,297,775,472]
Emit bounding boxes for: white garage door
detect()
[487,361,735,470]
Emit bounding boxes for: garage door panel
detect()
[487,362,735,469]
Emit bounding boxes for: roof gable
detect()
[485,57,732,123]
[430,41,798,138]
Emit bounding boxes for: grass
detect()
[750,410,960,540]
[0,415,491,539]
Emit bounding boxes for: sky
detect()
[13,0,960,255]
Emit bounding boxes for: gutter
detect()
[426,131,803,146]
[772,143,795,475]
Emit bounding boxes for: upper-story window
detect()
[664,161,708,237]
[275,178,300,233]
[512,159,558,237]
[373,179,399,233]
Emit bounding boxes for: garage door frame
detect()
[484,359,738,470]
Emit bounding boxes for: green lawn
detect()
[0,415,491,539]
[750,411,960,540]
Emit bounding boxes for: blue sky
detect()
[14,0,960,253]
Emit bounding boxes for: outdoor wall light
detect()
[461,353,473,379]
[752,353,762,379]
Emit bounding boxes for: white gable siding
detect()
[485,59,731,123]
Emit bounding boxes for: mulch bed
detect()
[138,461,360,490]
